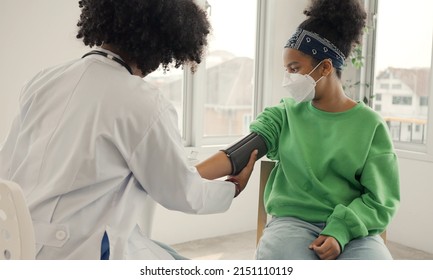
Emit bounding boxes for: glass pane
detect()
[203,0,257,137]
[372,0,432,144]
[143,68,184,136]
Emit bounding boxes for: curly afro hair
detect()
[76,0,211,75]
[299,0,367,76]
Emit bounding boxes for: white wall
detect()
[0,0,87,142]
[1,0,432,255]
[387,156,433,254]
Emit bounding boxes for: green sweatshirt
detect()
[250,99,400,250]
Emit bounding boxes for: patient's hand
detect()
[309,235,341,260]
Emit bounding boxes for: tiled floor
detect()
[172,230,433,260]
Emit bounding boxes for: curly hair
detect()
[299,0,367,76]
[76,0,211,75]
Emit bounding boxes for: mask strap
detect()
[307,60,323,76]
[307,60,327,83]
[315,75,325,84]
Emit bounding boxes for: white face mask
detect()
[282,61,324,103]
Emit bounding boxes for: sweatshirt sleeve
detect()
[249,104,285,160]
[321,123,400,250]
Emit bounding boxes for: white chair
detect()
[0,179,35,259]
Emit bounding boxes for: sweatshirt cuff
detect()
[320,217,351,251]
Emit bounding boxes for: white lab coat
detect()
[0,49,235,259]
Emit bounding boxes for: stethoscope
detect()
[82,50,133,75]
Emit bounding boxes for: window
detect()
[392,83,402,90]
[144,68,184,135]
[392,96,412,106]
[202,0,257,141]
[243,114,253,135]
[368,0,433,152]
[380,83,389,90]
[143,0,258,147]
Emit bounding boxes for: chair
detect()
[256,160,386,245]
[0,179,35,259]
[256,160,274,245]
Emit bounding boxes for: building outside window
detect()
[392,96,412,106]
[143,0,257,147]
[370,0,432,147]
[392,83,402,90]
[380,83,389,89]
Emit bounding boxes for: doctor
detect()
[0,0,257,260]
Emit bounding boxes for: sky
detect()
[208,0,433,74]
[206,0,257,58]
[374,0,433,73]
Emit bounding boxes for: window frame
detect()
[363,0,433,161]
[181,0,262,149]
[186,0,433,163]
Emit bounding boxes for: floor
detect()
[172,230,433,260]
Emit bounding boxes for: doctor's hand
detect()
[226,149,258,197]
[309,235,341,260]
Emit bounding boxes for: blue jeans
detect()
[255,217,392,260]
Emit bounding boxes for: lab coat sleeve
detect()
[127,104,235,215]
[0,116,21,178]
[0,74,40,177]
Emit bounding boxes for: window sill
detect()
[395,148,433,163]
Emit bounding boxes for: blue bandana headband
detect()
[285,28,346,71]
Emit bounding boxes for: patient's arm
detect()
[196,150,258,197]
[196,132,267,179]
[195,151,232,180]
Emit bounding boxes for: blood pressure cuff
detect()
[220,132,268,175]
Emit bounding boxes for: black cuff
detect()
[220,132,267,175]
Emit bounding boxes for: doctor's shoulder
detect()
[18,59,81,103]
[121,78,175,116]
